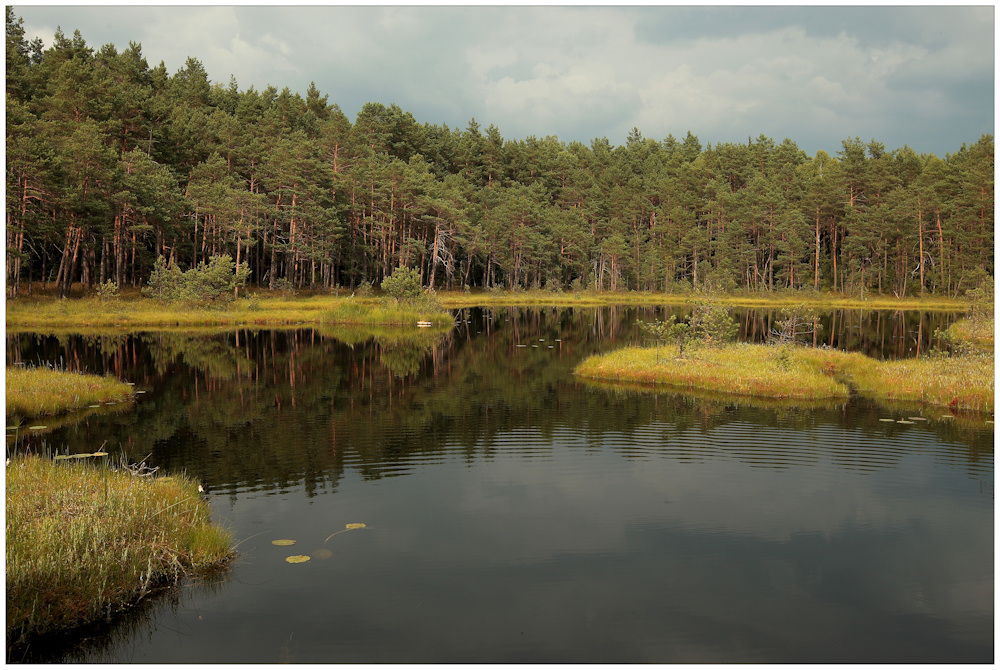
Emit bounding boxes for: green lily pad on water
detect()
[897,420,915,424]
[345,523,367,530]
[285,555,310,564]
[878,418,895,422]
[271,539,297,546]
[28,426,47,431]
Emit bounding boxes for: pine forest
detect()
[6,10,994,300]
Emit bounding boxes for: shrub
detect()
[380,266,423,301]
[95,280,120,303]
[142,255,250,305]
[690,303,739,347]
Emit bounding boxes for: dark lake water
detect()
[6,307,994,663]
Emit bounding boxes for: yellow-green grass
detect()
[6,367,134,422]
[435,289,969,311]
[844,352,994,413]
[576,343,848,401]
[7,289,969,331]
[6,455,234,647]
[575,344,994,413]
[946,317,995,348]
[5,293,453,330]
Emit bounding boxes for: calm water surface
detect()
[6,307,993,663]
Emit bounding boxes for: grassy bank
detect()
[6,287,969,331]
[6,292,454,330]
[435,288,969,311]
[575,344,994,413]
[6,455,234,649]
[6,367,135,422]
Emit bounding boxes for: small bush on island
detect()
[6,455,234,649]
[639,303,739,361]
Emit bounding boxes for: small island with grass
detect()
[575,303,994,414]
[6,367,136,424]
[6,367,235,654]
[6,455,234,651]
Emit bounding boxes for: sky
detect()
[11,4,995,157]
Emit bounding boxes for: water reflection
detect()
[5,307,992,663]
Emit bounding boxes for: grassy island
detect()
[575,344,994,414]
[6,367,135,422]
[6,455,234,649]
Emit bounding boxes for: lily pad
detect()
[345,523,367,530]
[28,426,47,430]
[312,548,333,559]
[907,417,928,421]
[285,555,310,564]
[878,419,895,422]
[897,420,915,424]
[271,539,297,546]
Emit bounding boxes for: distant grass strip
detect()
[6,367,134,421]
[5,294,453,330]
[436,289,969,311]
[575,344,994,413]
[6,455,234,648]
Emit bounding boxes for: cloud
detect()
[13,5,992,155]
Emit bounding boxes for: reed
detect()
[6,367,134,422]
[6,455,234,648]
[575,344,994,413]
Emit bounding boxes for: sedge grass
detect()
[6,455,234,647]
[575,343,994,413]
[6,367,134,422]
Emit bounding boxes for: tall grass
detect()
[575,343,994,413]
[6,367,134,422]
[6,455,234,648]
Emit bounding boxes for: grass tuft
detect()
[6,455,234,648]
[6,367,134,422]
